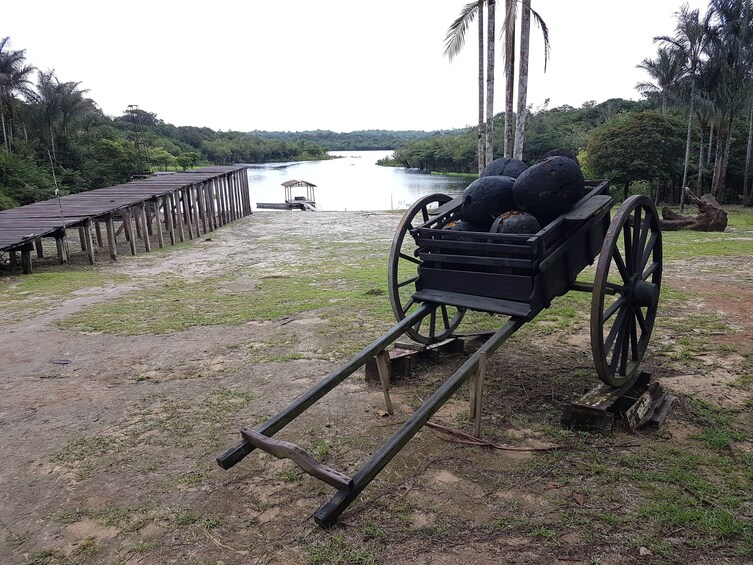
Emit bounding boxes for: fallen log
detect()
[661,188,728,232]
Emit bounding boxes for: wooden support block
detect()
[34,237,43,258]
[561,372,666,432]
[365,347,414,383]
[648,395,676,427]
[78,226,87,251]
[173,192,185,243]
[375,350,394,415]
[183,188,194,240]
[163,196,175,245]
[145,201,154,236]
[9,250,18,267]
[55,234,67,264]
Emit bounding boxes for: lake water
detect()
[244,150,470,212]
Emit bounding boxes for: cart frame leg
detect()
[313,316,524,527]
[217,304,434,470]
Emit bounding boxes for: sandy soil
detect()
[1,210,751,565]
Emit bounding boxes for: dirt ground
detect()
[1,210,752,565]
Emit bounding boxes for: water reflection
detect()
[243,150,470,211]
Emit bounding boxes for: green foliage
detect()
[0,151,54,205]
[586,111,685,198]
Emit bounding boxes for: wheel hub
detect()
[629,276,658,308]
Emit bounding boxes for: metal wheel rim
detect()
[388,193,465,344]
[591,195,662,387]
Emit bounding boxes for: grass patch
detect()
[308,533,378,565]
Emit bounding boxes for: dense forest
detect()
[3,0,753,209]
[249,129,465,151]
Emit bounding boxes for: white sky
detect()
[5,0,708,133]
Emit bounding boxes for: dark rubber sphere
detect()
[539,149,579,166]
[491,210,541,234]
[480,157,528,179]
[443,219,483,232]
[461,175,516,231]
[512,156,585,226]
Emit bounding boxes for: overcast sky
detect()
[5,0,708,133]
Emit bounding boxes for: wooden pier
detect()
[0,165,251,274]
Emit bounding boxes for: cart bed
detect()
[410,181,612,320]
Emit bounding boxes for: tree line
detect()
[393,0,753,206]
[0,37,329,210]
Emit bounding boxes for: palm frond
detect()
[444,1,481,61]
[529,5,550,71]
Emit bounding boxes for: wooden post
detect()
[164,195,175,245]
[83,219,95,265]
[78,227,87,251]
[94,221,104,248]
[241,168,252,215]
[122,207,137,255]
[34,237,44,258]
[181,188,193,240]
[217,178,226,226]
[229,174,237,221]
[153,199,164,248]
[55,234,67,264]
[9,250,18,267]
[145,201,154,236]
[21,243,33,274]
[191,186,201,236]
[138,205,151,252]
[199,182,210,233]
[469,352,487,439]
[209,179,219,229]
[375,350,394,415]
[134,206,143,239]
[105,215,118,261]
[172,192,185,243]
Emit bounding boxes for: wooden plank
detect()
[562,195,613,223]
[412,289,532,318]
[375,350,394,415]
[240,429,353,490]
[419,267,533,302]
[418,252,535,271]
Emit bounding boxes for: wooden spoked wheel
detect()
[388,193,465,345]
[591,195,663,387]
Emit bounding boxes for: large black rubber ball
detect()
[443,219,482,232]
[461,175,516,231]
[512,156,585,226]
[481,157,528,179]
[491,211,541,234]
[538,149,579,166]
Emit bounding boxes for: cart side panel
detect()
[537,211,611,303]
[417,267,534,302]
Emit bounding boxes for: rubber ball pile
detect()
[449,152,585,235]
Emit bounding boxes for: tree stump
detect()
[660,188,728,232]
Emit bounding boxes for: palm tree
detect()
[445,1,490,173]
[486,0,496,167]
[636,46,686,116]
[512,0,549,160]
[502,0,515,157]
[655,4,714,210]
[704,0,753,196]
[0,37,35,152]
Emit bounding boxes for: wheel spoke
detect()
[602,294,627,322]
[640,233,659,274]
[635,210,651,270]
[397,276,419,288]
[441,304,450,329]
[636,307,648,334]
[642,260,660,281]
[613,247,630,283]
[605,306,629,352]
[429,309,437,338]
[401,297,415,315]
[618,317,631,375]
[605,281,628,294]
[420,206,429,223]
[623,222,634,274]
[399,252,420,265]
[629,312,639,361]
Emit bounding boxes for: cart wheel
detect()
[388,193,465,345]
[591,195,662,387]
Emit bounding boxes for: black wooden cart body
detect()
[217,180,663,527]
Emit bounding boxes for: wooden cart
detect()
[217,179,663,527]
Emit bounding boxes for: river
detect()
[244,150,471,212]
